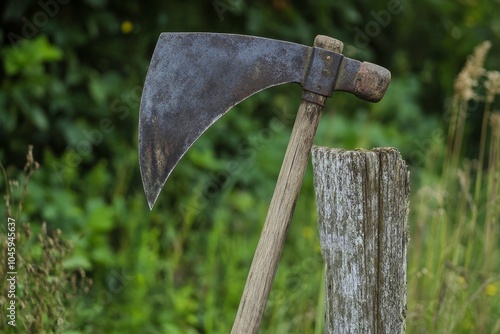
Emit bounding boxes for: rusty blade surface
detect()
[139,33,312,209]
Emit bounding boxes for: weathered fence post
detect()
[311,146,409,334]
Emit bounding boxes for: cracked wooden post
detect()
[311,146,409,334]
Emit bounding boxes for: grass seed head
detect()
[454,41,491,101]
[485,71,500,103]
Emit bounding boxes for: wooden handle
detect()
[231,100,323,334]
[231,35,344,334]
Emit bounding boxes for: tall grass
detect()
[408,42,500,333]
[0,147,91,333]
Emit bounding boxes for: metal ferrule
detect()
[302,47,344,102]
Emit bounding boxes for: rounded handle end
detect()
[354,62,391,102]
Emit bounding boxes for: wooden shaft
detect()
[230,35,343,334]
[231,99,323,334]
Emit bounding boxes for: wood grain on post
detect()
[311,147,409,334]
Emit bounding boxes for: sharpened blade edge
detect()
[138,33,312,208]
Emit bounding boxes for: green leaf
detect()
[30,106,49,130]
[3,35,63,76]
[91,244,114,266]
[87,71,122,105]
[63,255,92,271]
[87,200,114,232]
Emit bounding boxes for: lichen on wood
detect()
[312,146,409,334]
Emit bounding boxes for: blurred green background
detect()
[1,0,499,333]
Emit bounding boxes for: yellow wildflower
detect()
[457,276,467,288]
[485,283,498,297]
[121,20,134,34]
[302,226,314,240]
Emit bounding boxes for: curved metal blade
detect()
[139,33,311,209]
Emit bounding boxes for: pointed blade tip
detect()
[145,187,160,211]
[139,158,161,210]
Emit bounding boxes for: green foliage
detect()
[0,0,499,333]
[0,148,91,333]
